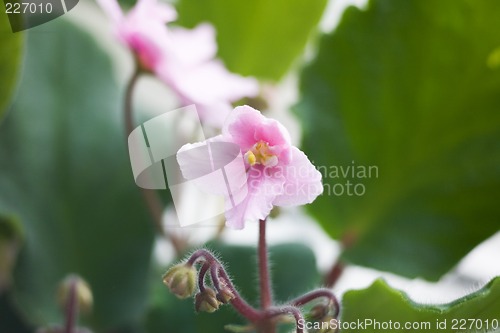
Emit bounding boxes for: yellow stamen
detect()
[245,141,278,167]
[245,150,257,166]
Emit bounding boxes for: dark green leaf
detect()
[176,0,327,81]
[340,277,500,333]
[0,9,23,121]
[295,0,500,280]
[0,291,32,333]
[0,214,23,291]
[0,214,23,242]
[0,19,155,331]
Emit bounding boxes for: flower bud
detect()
[309,303,329,320]
[195,287,221,313]
[216,286,235,304]
[57,275,93,314]
[162,264,197,299]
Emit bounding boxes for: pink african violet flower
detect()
[157,25,259,127]
[96,0,176,71]
[177,105,323,229]
[98,0,258,127]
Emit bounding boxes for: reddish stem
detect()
[230,296,263,323]
[258,219,272,309]
[210,265,220,291]
[289,288,340,319]
[124,67,184,255]
[186,249,262,322]
[324,232,358,288]
[217,264,262,322]
[324,260,345,289]
[186,249,217,266]
[198,263,210,292]
[63,279,78,333]
[264,306,304,333]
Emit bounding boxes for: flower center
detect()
[244,141,278,167]
[128,35,160,72]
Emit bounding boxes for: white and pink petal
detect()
[273,147,323,207]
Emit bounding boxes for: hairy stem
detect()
[258,219,272,309]
[124,67,183,255]
[324,260,345,289]
[289,288,340,319]
[265,306,304,333]
[198,263,210,292]
[63,280,78,333]
[186,249,262,322]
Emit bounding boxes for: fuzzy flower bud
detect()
[57,275,93,314]
[195,287,221,313]
[309,303,329,320]
[163,264,197,299]
[216,286,235,304]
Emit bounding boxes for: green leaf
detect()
[0,214,23,291]
[295,0,500,280]
[0,9,23,121]
[0,291,32,333]
[340,277,500,333]
[0,19,155,331]
[175,0,327,81]
[146,242,320,333]
[269,243,321,302]
[0,214,23,243]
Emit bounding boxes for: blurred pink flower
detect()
[159,24,259,127]
[98,0,258,127]
[177,105,323,229]
[97,0,176,71]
